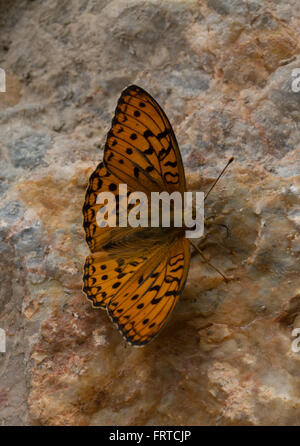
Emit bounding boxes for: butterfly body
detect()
[83,85,191,345]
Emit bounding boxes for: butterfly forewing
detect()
[104,85,186,195]
[82,161,132,252]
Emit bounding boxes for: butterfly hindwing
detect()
[107,238,190,346]
[83,252,148,308]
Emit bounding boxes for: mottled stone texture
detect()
[0,0,300,426]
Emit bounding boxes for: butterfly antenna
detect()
[204,157,234,201]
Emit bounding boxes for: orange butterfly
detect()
[82,85,192,346]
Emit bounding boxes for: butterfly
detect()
[82,85,191,346]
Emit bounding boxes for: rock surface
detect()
[0,0,300,426]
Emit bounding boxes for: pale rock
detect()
[0,0,300,426]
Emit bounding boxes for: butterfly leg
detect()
[190,240,232,283]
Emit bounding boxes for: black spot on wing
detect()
[164,160,177,168]
[157,128,170,140]
[163,171,179,184]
